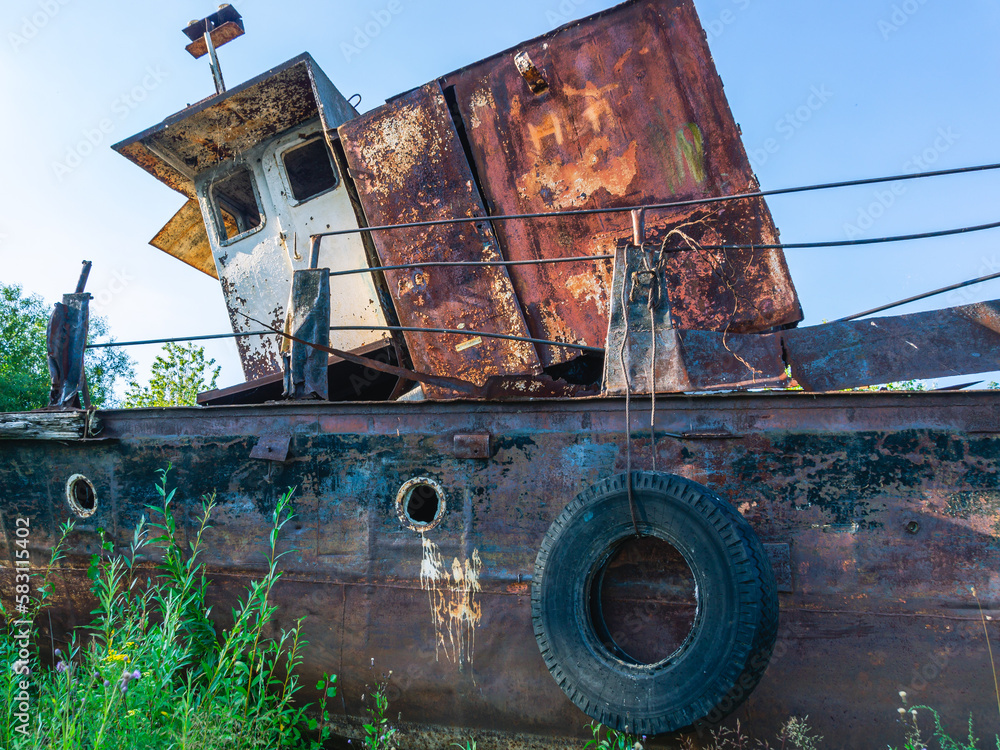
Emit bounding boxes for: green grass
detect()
[1,467,335,749]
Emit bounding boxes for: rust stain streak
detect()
[420,536,483,666]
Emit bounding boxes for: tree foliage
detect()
[123,342,220,408]
[0,282,134,411]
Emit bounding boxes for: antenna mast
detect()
[181,5,246,95]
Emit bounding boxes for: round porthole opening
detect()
[66,474,97,518]
[396,477,446,532]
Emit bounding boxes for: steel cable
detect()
[309,162,1000,241]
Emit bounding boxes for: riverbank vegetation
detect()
[0,468,334,749]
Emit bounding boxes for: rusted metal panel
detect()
[603,246,787,393]
[182,5,245,57]
[5,393,1000,749]
[184,22,245,59]
[783,300,1000,391]
[676,329,787,390]
[149,199,218,278]
[338,82,541,396]
[442,0,801,367]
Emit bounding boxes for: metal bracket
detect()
[602,245,687,395]
[514,51,548,94]
[250,434,291,462]
[763,542,794,593]
[453,433,493,459]
[47,261,92,409]
[282,269,331,401]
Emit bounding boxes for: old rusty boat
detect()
[5,1,1000,747]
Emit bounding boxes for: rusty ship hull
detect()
[3,391,1000,748]
[5,0,1000,747]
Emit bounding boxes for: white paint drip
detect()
[419,535,482,666]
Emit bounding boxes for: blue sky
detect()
[2,0,999,393]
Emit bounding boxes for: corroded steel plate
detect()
[339,82,541,395]
[443,0,802,365]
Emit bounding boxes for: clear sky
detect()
[2,0,999,394]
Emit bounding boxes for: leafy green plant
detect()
[0,518,75,749]
[362,665,399,750]
[123,342,220,407]
[584,721,644,749]
[0,467,334,749]
[893,691,994,750]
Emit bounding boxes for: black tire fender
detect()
[531,471,779,736]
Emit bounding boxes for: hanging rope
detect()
[618,252,641,538]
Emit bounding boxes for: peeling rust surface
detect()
[442,0,801,366]
[218,268,287,381]
[4,392,1000,748]
[127,63,313,181]
[339,83,541,395]
[116,1,803,398]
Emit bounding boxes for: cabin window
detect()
[210,166,264,243]
[281,136,338,203]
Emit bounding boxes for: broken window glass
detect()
[211,167,263,242]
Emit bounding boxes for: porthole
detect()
[395,477,446,532]
[65,474,97,518]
